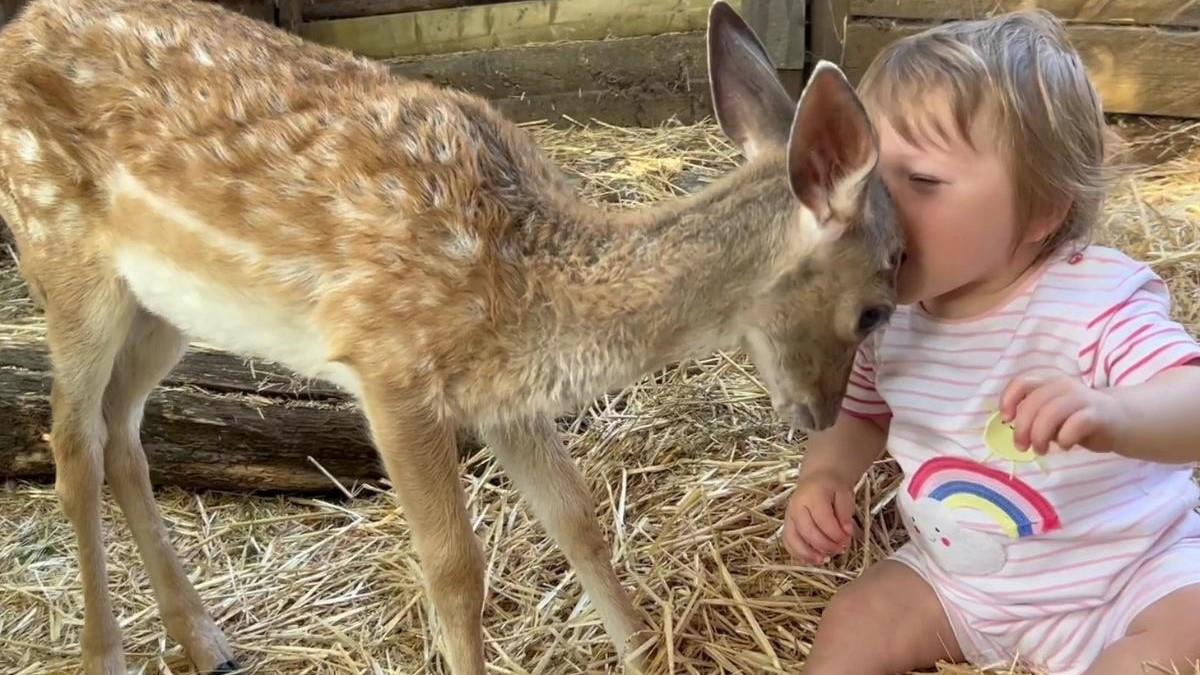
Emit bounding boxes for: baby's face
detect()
[873,95,1027,309]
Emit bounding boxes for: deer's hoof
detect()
[210,661,242,674]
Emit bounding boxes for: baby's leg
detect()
[1085,584,1200,675]
[804,560,963,674]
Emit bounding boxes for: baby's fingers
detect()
[798,506,843,557]
[1057,407,1102,451]
[1028,394,1086,455]
[783,519,822,564]
[810,500,851,548]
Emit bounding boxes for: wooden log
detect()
[0,331,392,493]
[388,32,712,125]
[301,0,504,21]
[840,20,1200,119]
[300,0,733,60]
[849,0,1200,28]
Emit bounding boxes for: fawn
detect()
[0,0,900,672]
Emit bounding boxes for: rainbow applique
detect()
[907,457,1061,539]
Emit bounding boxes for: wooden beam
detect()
[389,32,713,125]
[810,0,850,66]
[841,20,1200,118]
[208,0,276,24]
[302,0,504,21]
[741,0,805,70]
[300,0,741,60]
[0,0,29,26]
[278,0,304,31]
[849,0,1200,27]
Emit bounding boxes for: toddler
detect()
[784,10,1200,675]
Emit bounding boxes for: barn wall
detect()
[812,0,1200,119]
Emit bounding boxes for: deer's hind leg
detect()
[102,308,237,673]
[36,262,138,675]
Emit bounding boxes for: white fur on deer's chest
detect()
[114,247,361,396]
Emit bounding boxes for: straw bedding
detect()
[1,115,1199,675]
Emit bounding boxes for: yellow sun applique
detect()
[983,411,1047,477]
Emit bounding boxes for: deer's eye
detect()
[857,305,892,336]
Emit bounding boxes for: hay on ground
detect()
[1,115,1199,675]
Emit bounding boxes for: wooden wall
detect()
[304,0,805,125]
[812,0,1200,119]
[0,0,280,26]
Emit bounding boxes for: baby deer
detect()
[0,0,899,672]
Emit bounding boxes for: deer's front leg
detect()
[360,394,486,675]
[482,416,650,667]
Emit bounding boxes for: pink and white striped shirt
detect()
[844,245,1200,617]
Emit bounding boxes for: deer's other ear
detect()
[707,0,793,159]
[788,60,879,225]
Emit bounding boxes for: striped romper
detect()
[842,245,1200,674]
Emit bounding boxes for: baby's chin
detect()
[894,268,926,306]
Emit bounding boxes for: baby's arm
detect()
[784,413,888,563]
[1001,272,1200,463]
[800,412,890,486]
[1002,363,1200,464]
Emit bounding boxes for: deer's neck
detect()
[509,157,798,412]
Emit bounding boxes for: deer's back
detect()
[0,0,567,392]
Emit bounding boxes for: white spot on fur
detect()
[31,184,58,208]
[71,65,95,86]
[192,45,214,66]
[444,232,480,260]
[21,217,45,243]
[60,203,86,235]
[12,130,40,163]
[106,15,130,32]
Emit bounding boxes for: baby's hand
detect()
[783,470,856,565]
[1000,375,1128,455]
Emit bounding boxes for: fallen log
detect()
[0,330,396,492]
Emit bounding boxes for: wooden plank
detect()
[279,0,305,31]
[302,0,504,20]
[0,0,29,26]
[741,0,805,70]
[1,1,278,27]
[841,20,1200,118]
[810,0,850,65]
[850,0,1200,28]
[300,0,742,59]
[389,32,712,125]
[209,0,276,24]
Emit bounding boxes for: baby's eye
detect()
[909,174,942,193]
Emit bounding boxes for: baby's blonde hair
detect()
[857,9,1111,258]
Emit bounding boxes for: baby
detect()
[784,10,1200,675]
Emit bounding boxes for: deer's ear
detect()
[707,0,793,158]
[788,60,879,225]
